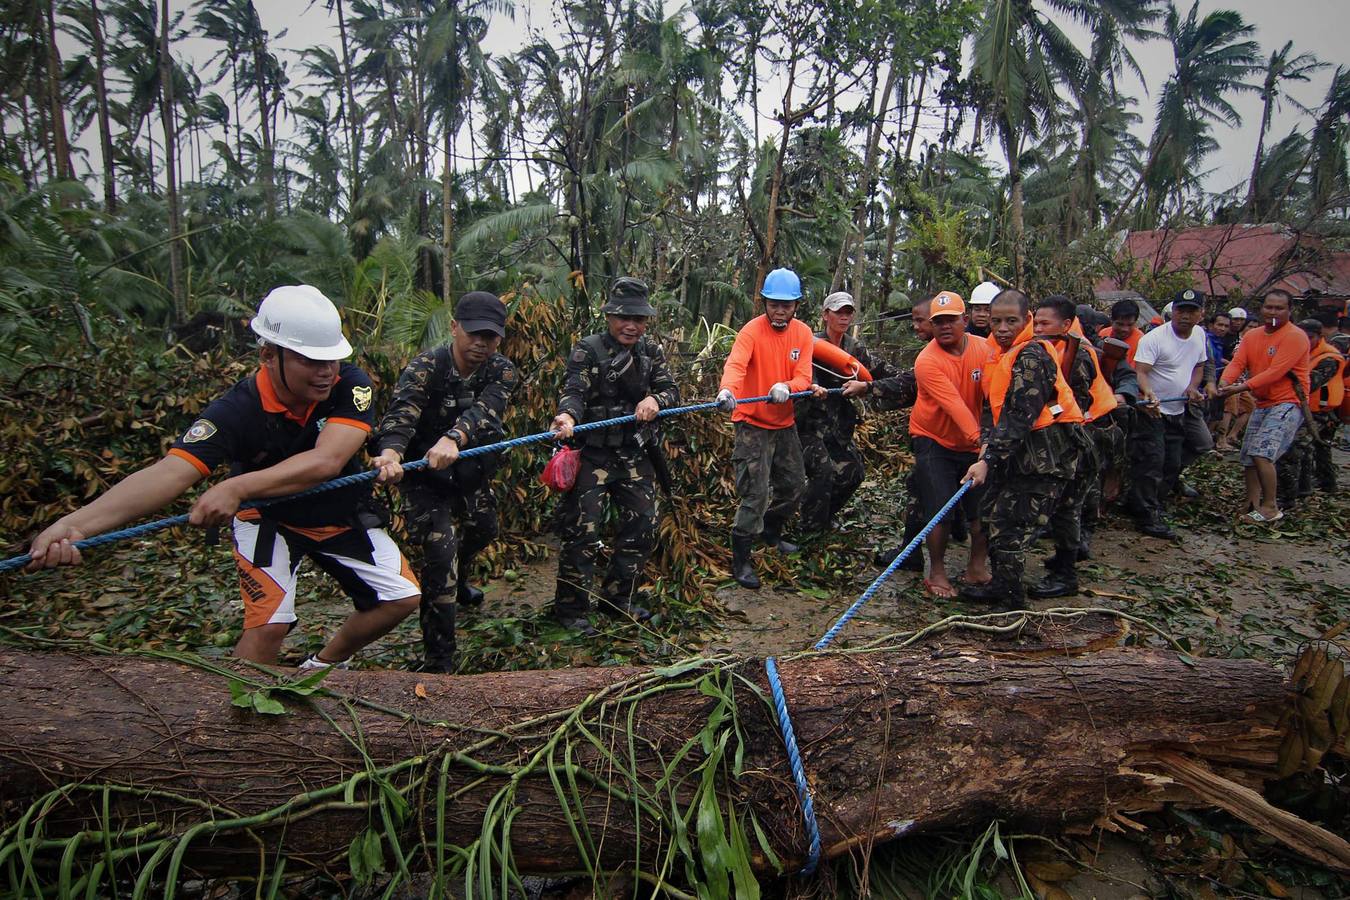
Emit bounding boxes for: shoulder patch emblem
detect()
[790,348,801,361]
[352,384,373,412]
[183,419,217,443]
[572,349,588,363]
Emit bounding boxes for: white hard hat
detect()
[1228,306,1248,319]
[970,281,1000,305]
[250,285,353,360]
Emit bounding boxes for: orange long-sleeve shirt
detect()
[1221,322,1310,408]
[910,335,993,451]
[719,315,814,429]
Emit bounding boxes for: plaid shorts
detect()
[1239,403,1303,465]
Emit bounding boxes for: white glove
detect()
[716,389,737,413]
[768,383,790,404]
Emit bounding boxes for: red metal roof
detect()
[1094,224,1350,299]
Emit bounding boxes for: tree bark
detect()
[334,0,362,216]
[159,0,186,324]
[41,0,75,182]
[3,636,1342,887]
[89,0,118,213]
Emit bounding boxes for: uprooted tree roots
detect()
[1,610,1347,898]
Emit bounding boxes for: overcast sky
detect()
[78,0,1348,200]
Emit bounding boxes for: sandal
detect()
[1240,509,1284,524]
[923,578,959,599]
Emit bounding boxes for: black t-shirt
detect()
[170,363,376,527]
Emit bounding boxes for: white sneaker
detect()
[298,654,350,671]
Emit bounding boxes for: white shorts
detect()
[231,513,420,629]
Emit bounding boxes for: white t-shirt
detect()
[1134,323,1209,416]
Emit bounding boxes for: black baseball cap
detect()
[1172,288,1204,310]
[602,277,658,317]
[455,291,507,336]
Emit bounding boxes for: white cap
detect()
[823,291,855,312]
[1228,306,1248,319]
[250,285,353,360]
[970,281,1000,305]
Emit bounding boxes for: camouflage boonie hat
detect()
[602,277,658,317]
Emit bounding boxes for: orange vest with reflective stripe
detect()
[1080,342,1119,421]
[1309,342,1345,413]
[987,339,1084,429]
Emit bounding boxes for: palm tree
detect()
[1115,2,1260,229]
[971,0,1087,285]
[1244,41,1325,219]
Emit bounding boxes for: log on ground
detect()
[0,626,1341,889]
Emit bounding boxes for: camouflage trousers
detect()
[797,425,865,532]
[983,449,1087,590]
[404,483,499,668]
[1281,412,1339,499]
[1081,420,1120,530]
[731,422,806,539]
[1312,412,1340,491]
[554,446,657,616]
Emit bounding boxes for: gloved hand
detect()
[716,389,737,413]
[768,382,790,404]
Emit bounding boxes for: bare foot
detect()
[923,569,958,598]
[962,564,992,586]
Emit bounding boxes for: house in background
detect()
[1095,224,1350,317]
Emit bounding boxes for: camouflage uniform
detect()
[553,333,680,621]
[975,342,1091,604]
[377,345,519,671]
[1084,355,1136,527]
[1280,354,1342,501]
[795,334,912,531]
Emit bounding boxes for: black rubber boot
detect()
[550,589,597,637]
[417,598,457,673]
[598,586,653,623]
[760,515,800,554]
[456,550,485,607]
[731,533,760,589]
[457,581,485,607]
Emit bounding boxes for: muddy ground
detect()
[2,448,1347,898]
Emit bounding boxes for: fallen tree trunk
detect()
[0,616,1345,894]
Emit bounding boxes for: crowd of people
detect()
[21,274,1350,672]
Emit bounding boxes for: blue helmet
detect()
[761,268,802,301]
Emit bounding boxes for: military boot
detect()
[731,532,760,589]
[959,578,1024,611]
[1028,559,1080,599]
[760,515,800,554]
[550,588,598,637]
[598,583,653,623]
[417,597,457,674]
[456,550,486,607]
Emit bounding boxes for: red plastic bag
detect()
[539,446,581,492]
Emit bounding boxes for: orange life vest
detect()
[1308,341,1345,413]
[986,338,1084,429]
[1079,341,1119,422]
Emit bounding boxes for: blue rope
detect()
[764,656,822,876]
[814,480,972,652]
[0,389,838,574]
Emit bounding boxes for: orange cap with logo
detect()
[930,291,966,318]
